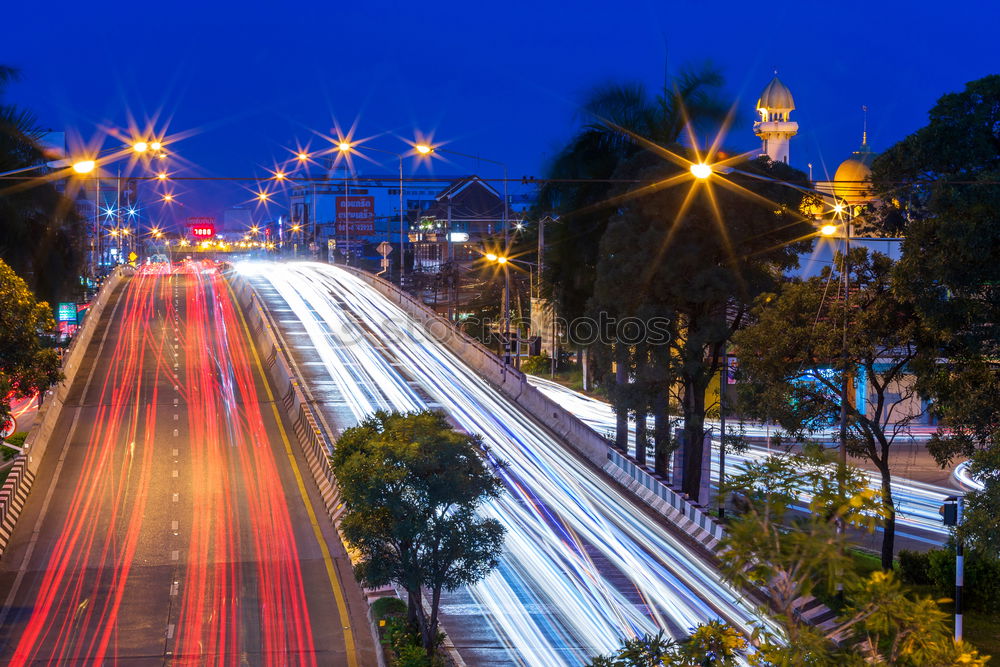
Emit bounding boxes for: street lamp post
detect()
[339,143,407,282]
[415,144,509,245]
[483,253,538,372]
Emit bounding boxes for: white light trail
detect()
[238,261,767,666]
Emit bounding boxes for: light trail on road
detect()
[5,262,339,665]
[11,265,169,664]
[525,376,955,544]
[240,261,769,666]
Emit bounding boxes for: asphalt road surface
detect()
[0,263,374,666]
[240,261,772,667]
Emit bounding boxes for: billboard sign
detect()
[57,302,77,324]
[335,196,375,236]
[187,217,216,239]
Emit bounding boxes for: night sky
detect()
[6,0,998,225]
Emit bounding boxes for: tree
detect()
[592,152,811,499]
[330,410,506,654]
[0,65,84,303]
[732,248,923,569]
[537,63,728,387]
[710,451,985,667]
[0,259,62,424]
[871,74,1000,552]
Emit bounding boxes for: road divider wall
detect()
[224,269,388,667]
[336,268,727,508]
[0,266,135,557]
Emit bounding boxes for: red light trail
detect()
[9,262,320,665]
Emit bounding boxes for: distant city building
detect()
[410,176,508,271]
[287,170,482,259]
[222,206,254,234]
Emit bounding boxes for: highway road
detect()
[525,376,959,549]
[240,261,771,667]
[0,262,374,665]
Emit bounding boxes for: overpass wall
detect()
[0,266,135,556]
[336,265,612,465]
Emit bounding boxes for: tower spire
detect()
[861,105,869,148]
[753,74,798,164]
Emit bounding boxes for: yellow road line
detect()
[228,279,360,667]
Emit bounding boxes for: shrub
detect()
[897,549,933,586]
[395,644,432,667]
[371,595,407,620]
[520,353,551,375]
[924,547,1000,612]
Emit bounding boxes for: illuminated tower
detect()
[753,75,798,164]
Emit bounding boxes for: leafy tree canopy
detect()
[0,65,84,302]
[0,259,61,422]
[331,410,505,653]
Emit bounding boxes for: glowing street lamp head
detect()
[833,203,845,214]
[274,171,286,180]
[415,144,434,155]
[72,159,96,174]
[256,192,269,202]
[290,224,301,233]
[485,253,498,262]
[149,141,162,151]
[820,223,839,237]
[162,193,174,203]
[690,163,713,180]
[337,142,352,152]
[132,141,149,153]
[496,256,508,265]
[157,172,168,180]
[297,152,309,161]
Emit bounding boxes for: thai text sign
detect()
[335,196,375,236]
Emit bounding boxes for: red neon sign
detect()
[190,224,215,237]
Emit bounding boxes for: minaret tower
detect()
[753,74,798,164]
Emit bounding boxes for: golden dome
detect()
[833,153,873,204]
[757,76,795,111]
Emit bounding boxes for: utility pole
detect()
[943,496,965,641]
[718,349,727,519]
[446,197,454,321]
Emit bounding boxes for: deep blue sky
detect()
[6,0,998,225]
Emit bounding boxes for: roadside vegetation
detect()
[587,450,989,666]
[331,410,506,663]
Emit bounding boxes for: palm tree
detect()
[538,61,727,337]
[535,63,727,462]
[0,65,84,303]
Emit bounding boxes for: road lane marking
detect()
[171,470,178,478]
[172,429,178,437]
[166,624,175,638]
[229,281,360,667]
[172,448,178,457]
[171,550,179,561]
[171,520,178,530]
[169,582,178,596]
[172,493,179,502]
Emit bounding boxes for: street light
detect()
[72,160,96,174]
[482,253,537,370]
[690,163,713,179]
[342,142,408,281]
[415,141,511,314]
